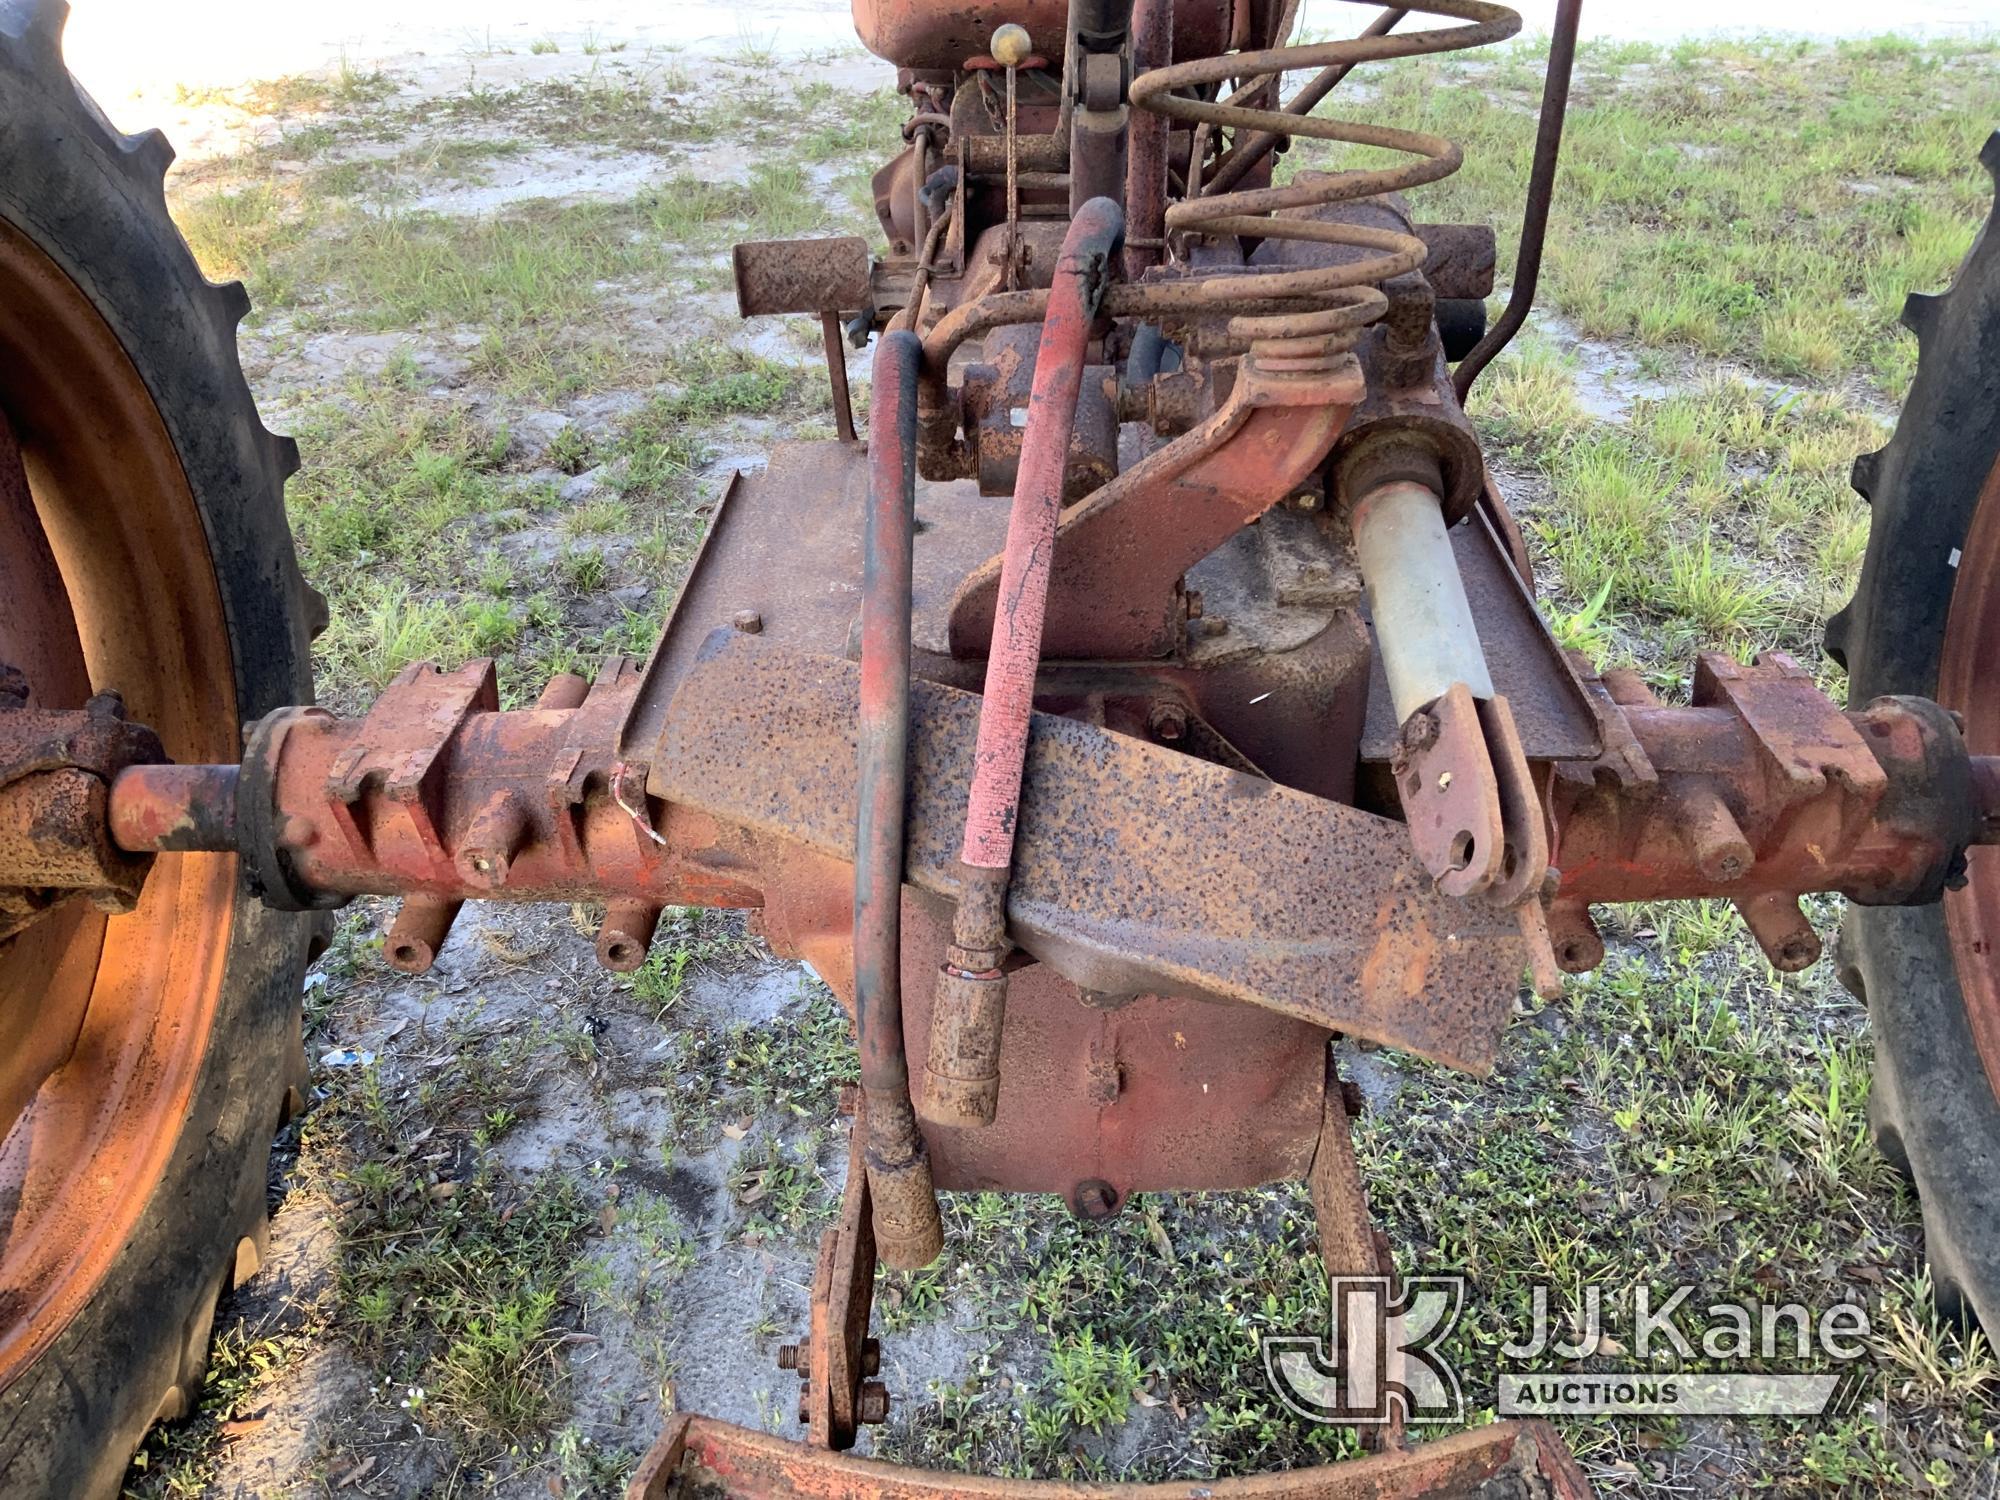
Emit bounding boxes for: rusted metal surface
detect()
[33,0,1995,1486]
[1939,449,2000,1101]
[143,623,1522,1068]
[597,437,1381,804]
[948,351,1365,660]
[535,672,590,711]
[1202,7,1410,198]
[220,659,760,926]
[1452,0,1581,401]
[0,685,165,939]
[1329,333,1488,525]
[731,240,867,442]
[656,635,1527,1072]
[1308,1069,1404,1452]
[999,33,1024,289]
[1122,0,1173,278]
[918,949,1009,1125]
[765,878,1332,1200]
[1555,652,1989,970]
[731,237,872,317]
[107,763,238,852]
[1390,683,1504,899]
[959,326,1118,500]
[0,214,251,1396]
[855,330,943,1266]
[1068,62,1128,217]
[1130,5,1519,360]
[1478,696,1550,908]
[626,1412,1590,1499]
[819,312,855,444]
[385,893,461,974]
[613,447,1000,778]
[794,1093,880,1449]
[1416,222,1499,300]
[144,632,1992,1004]
[596,900,661,972]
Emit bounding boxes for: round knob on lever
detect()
[989,23,1032,68]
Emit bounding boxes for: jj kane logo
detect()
[1263,1278,1870,1424]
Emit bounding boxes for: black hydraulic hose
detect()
[1452,0,1582,402]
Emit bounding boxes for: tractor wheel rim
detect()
[1940,449,2000,1106]
[0,220,239,1389]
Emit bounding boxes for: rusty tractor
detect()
[2,0,1999,1493]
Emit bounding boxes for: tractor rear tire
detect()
[0,1,315,1493]
[1825,130,2000,1330]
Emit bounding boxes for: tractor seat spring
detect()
[1128,1,1521,359]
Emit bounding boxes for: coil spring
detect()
[1128,1,1521,359]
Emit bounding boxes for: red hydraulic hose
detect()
[922,199,1123,1130]
[960,196,1125,879]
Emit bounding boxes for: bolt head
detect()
[732,609,764,634]
[1148,703,1187,743]
[858,1380,891,1423]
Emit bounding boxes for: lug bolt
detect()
[776,1340,807,1371]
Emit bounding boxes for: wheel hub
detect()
[0,215,240,1394]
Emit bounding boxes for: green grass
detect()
[649,973,854,1152]
[124,1326,313,1497]
[1283,35,1998,395]
[332,1118,598,1442]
